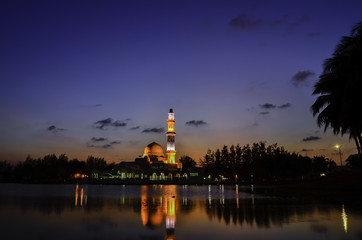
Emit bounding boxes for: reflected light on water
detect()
[236,184,239,209]
[74,184,85,207]
[342,204,348,232]
[2,184,362,240]
[140,185,177,240]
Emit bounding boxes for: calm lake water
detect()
[0,184,361,240]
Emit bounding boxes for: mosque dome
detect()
[144,142,165,158]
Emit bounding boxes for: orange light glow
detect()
[75,184,78,206]
[80,188,84,206]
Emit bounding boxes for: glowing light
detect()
[236,184,239,209]
[166,109,177,165]
[342,204,348,232]
[75,184,85,207]
[75,184,78,206]
[80,188,84,206]
[141,186,149,226]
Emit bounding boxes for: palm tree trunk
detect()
[354,135,362,160]
[358,134,362,160]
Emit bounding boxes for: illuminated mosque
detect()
[114,109,203,181]
[140,108,180,169]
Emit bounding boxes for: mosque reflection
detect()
[139,185,177,240]
[0,184,356,239]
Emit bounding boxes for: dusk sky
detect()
[1,0,361,164]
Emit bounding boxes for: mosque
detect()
[140,108,180,169]
[112,109,202,181]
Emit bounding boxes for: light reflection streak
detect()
[74,184,85,207]
[208,185,212,206]
[235,184,239,209]
[140,185,177,240]
[75,184,78,206]
[342,204,348,233]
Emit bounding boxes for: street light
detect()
[335,145,342,166]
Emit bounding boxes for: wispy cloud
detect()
[129,126,140,130]
[306,32,322,38]
[292,70,315,87]
[228,14,263,30]
[258,103,291,114]
[87,143,112,149]
[47,125,66,133]
[229,14,309,35]
[278,103,291,109]
[87,137,121,149]
[259,103,276,109]
[142,128,164,133]
[259,112,270,115]
[301,148,313,152]
[93,118,127,129]
[302,136,321,142]
[91,137,107,142]
[112,121,127,127]
[185,120,208,127]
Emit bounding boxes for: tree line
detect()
[200,142,339,182]
[1,143,361,183]
[0,154,114,182]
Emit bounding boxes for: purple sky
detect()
[1,0,361,164]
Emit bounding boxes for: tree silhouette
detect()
[311,22,362,159]
[179,155,196,171]
[345,154,362,169]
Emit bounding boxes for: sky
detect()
[1,0,361,164]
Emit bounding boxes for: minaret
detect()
[166,108,176,164]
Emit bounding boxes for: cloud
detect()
[301,149,313,152]
[47,125,56,131]
[302,136,321,142]
[87,143,112,149]
[94,118,112,129]
[47,125,66,133]
[91,137,107,142]
[259,103,276,109]
[228,14,309,34]
[112,121,127,127]
[142,128,164,133]
[307,32,322,38]
[129,126,140,130]
[228,14,263,30]
[259,112,270,115]
[292,70,315,87]
[278,103,291,109]
[93,118,127,129]
[185,120,208,127]
[87,138,121,149]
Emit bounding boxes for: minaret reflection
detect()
[140,185,177,240]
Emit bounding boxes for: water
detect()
[0,184,361,240]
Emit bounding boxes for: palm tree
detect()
[311,22,362,160]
